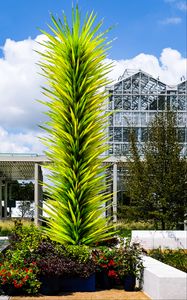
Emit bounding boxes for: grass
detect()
[0,219,33,236]
[148,248,187,273]
[116,220,155,238]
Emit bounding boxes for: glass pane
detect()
[123,112,132,125]
[114,95,122,109]
[114,82,122,94]
[158,95,165,110]
[114,112,122,125]
[123,96,131,110]
[132,112,140,126]
[178,128,185,142]
[149,96,157,110]
[108,144,113,155]
[114,127,122,142]
[140,96,148,110]
[178,81,187,94]
[109,127,113,142]
[114,144,122,156]
[141,112,146,126]
[178,96,186,110]
[108,95,113,110]
[141,128,148,142]
[109,115,113,126]
[123,78,131,93]
[132,96,139,110]
[123,128,130,142]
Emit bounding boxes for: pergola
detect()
[0,154,50,226]
[0,154,123,225]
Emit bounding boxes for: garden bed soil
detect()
[10,290,151,300]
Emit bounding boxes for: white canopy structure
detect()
[0,153,50,226]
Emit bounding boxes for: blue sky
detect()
[0,0,186,154]
[0,0,186,59]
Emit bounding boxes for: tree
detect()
[125,111,187,229]
[39,6,114,245]
[17,201,34,218]
[11,181,34,218]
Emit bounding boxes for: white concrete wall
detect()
[143,256,187,300]
[132,230,187,249]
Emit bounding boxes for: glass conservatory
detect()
[106,69,187,157]
[105,70,187,221]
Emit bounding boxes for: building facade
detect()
[105,70,187,217]
[106,69,187,157]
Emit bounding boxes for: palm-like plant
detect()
[39,6,114,245]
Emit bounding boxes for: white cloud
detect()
[176,1,187,11]
[0,35,186,154]
[0,127,45,153]
[106,48,187,86]
[0,35,47,131]
[164,0,177,2]
[159,17,182,24]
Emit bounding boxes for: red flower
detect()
[100,263,108,268]
[108,259,115,267]
[108,270,117,278]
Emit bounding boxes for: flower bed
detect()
[148,248,187,273]
[0,222,144,295]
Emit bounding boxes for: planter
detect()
[40,275,61,295]
[60,273,95,292]
[96,271,110,289]
[124,274,136,291]
[1,284,24,296]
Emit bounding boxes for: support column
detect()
[34,163,43,226]
[9,184,12,218]
[4,182,8,219]
[113,163,117,223]
[0,180,2,220]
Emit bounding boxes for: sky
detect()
[0,0,186,154]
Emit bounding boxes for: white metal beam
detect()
[113,163,117,223]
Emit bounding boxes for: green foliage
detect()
[0,219,34,236]
[9,220,43,253]
[116,220,155,238]
[125,111,187,229]
[39,6,114,245]
[117,240,144,279]
[92,240,144,284]
[0,257,40,295]
[0,226,12,236]
[149,248,187,273]
[62,245,91,263]
[0,220,43,293]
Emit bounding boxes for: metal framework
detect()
[0,154,50,225]
[106,69,187,158]
[106,69,187,220]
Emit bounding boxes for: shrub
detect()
[117,240,144,280]
[36,239,95,278]
[149,248,187,273]
[9,220,42,253]
[0,251,40,295]
[92,240,144,286]
[92,246,121,283]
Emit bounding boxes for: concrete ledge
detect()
[143,256,187,300]
[0,237,9,252]
[132,230,187,249]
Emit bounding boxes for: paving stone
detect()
[0,296,10,300]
